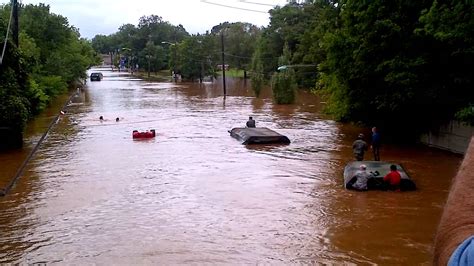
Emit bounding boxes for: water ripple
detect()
[0,68,462,264]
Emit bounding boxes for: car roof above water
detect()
[344,161,411,180]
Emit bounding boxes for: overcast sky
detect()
[6,0,287,39]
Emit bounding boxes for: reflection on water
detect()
[0,68,462,264]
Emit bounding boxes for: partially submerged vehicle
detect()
[90,72,103,81]
[344,161,417,191]
[229,127,290,145]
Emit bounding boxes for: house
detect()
[216,64,229,70]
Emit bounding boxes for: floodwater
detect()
[0,68,462,264]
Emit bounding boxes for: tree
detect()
[0,42,29,134]
[291,1,340,88]
[319,0,440,137]
[0,2,98,148]
[251,38,265,97]
[91,34,113,54]
[417,0,474,125]
[91,14,190,74]
[211,22,260,73]
[271,43,296,104]
[175,37,205,81]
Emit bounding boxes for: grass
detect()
[217,68,246,78]
[133,68,248,81]
[133,70,172,82]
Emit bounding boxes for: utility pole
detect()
[147,55,151,78]
[221,32,226,98]
[110,52,113,71]
[200,61,204,83]
[12,0,19,47]
[173,47,177,82]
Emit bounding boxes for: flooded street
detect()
[0,68,462,264]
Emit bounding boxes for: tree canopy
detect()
[0,3,99,142]
[251,0,474,136]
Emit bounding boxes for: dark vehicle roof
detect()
[90,72,102,76]
[229,127,290,144]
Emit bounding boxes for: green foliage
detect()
[250,41,264,97]
[211,22,261,70]
[221,69,244,78]
[91,34,113,54]
[291,1,340,88]
[455,105,474,125]
[91,20,261,82]
[26,78,48,115]
[317,70,351,121]
[271,43,297,104]
[142,40,166,73]
[271,69,297,104]
[316,0,474,136]
[18,32,40,72]
[250,0,472,137]
[416,0,474,121]
[20,4,73,62]
[250,1,340,88]
[174,36,210,81]
[91,16,190,74]
[0,3,98,137]
[18,4,98,83]
[251,71,264,98]
[0,94,30,132]
[36,75,67,97]
[0,39,30,133]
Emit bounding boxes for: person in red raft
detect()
[383,164,401,191]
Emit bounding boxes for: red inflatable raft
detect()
[133,129,156,139]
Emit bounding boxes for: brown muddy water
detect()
[0,68,462,264]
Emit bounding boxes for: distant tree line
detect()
[92,17,260,82]
[0,3,99,147]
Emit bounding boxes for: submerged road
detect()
[0,68,462,264]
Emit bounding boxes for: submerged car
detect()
[344,161,417,191]
[229,127,290,145]
[90,72,103,81]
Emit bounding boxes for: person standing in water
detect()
[371,127,381,161]
[352,133,368,161]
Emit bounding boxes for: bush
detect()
[455,105,474,125]
[271,69,297,104]
[0,94,30,132]
[36,75,67,97]
[27,78,50,115]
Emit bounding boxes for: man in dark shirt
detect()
[352,133,368,161]
[246,116,256,128]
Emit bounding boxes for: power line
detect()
[0,1,15,66]
[200,0,268,13]
[238,0,276,7]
